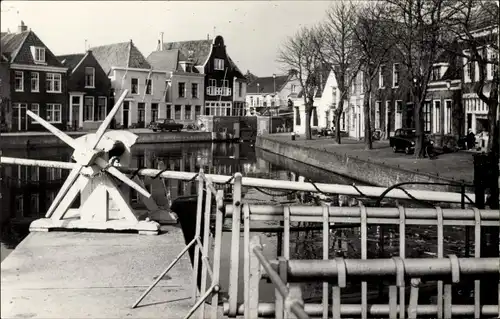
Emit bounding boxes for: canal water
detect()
[0,142,472,303]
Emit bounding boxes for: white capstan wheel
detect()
[26,89,166,234]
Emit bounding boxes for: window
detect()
[31,72,39,92]
[375,101,381,129]
[47,167,62,180]
[131,78,139,94]
[214,58,224,70]
[209,79,216,87]
[166,105,172,119]
[423,102,431,132]
[444,100,452,134]
[97,97,107,121]
[222,80,229,88]
[433,100,441,133]
[29,104,39,123]
[192,83,198,98]
[84,97,94,121]
[28,194,39,218]
[239,82,243,97]
[295,107,301,125]
[15,195,23,216]
[174,105,181,120]
[379,65,385,88]
[178,82,186,98]
[32,46,46,63]
[146,78,152,94]
[15,71,24,91]
[488,47,498,80]
[46,104,62,123]
[291,84,296,93]
[137,103,145,124]
[185,105,192,120]
[392,64,400,87]
[195,105,201,118]
[151,103,159,122]
[395,100,403,129]
[431,67,441,81]
[46,73,62,93]
[85,67,95,88]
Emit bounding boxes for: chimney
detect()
[18,21,27,33]
[157,40,161,51]
[160,32,164,51]
[207,34,210,40]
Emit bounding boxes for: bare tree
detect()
[277,26,323,140]
[317,1,360,144]
[385,0,455,158]
[444,0,498,154]
[352,3,393,149]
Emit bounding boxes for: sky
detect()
[1,1,335,76]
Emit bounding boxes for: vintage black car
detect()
[390,128,433,154]
[149,119,183,132]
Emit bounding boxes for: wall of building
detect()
[110,69,167,127]
[0,62,11,130]
[10,68,68,132]
[168,72,204,125]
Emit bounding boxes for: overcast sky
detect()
[1,1,335,76]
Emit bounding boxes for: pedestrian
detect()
[466,128,475,150]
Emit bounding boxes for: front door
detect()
[12,103,27,132]
[123,101,130,129]
[137,103,145,128]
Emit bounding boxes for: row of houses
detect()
[0,21,248,132]
[246,4,497,144]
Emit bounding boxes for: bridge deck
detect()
[1,227,223,318]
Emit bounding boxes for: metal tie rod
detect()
[0,157,476,203]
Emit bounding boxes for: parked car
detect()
[149,119,183,132]
[390,128,434,154]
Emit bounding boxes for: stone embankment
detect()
[1,131,233,148]
[256,134,474,193]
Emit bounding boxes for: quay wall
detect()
[1,131,232,149]
[255,135,472,193]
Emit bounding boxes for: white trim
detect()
[432,100,441,134]
[29,103,40,123]
[14,71,24,92]
[11,63,68,73]
[200,38,216,68]
[444,99,452,134]
[46,73,62,93]
[432,62,449,67]
[428,79,461,86]
[84,66,95,88]
[46,103,62,123]
[30,72,39,92]
[70,52,90,75]
[97,96,107,121]
[84,96,95,122]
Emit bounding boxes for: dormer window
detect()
[214,58,224,71]
[31,46,46,63]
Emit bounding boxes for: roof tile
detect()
[90,41,150,74]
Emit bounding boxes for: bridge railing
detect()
[131,168,224,319]
[245,238,499,318]
[223,201,499,318]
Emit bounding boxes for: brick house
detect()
[0,50,10,131]
[161,35,247,117]
[57,50,112,130]
[0,21,68,132]
[90,40,167,129]
[146,47,205,126]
